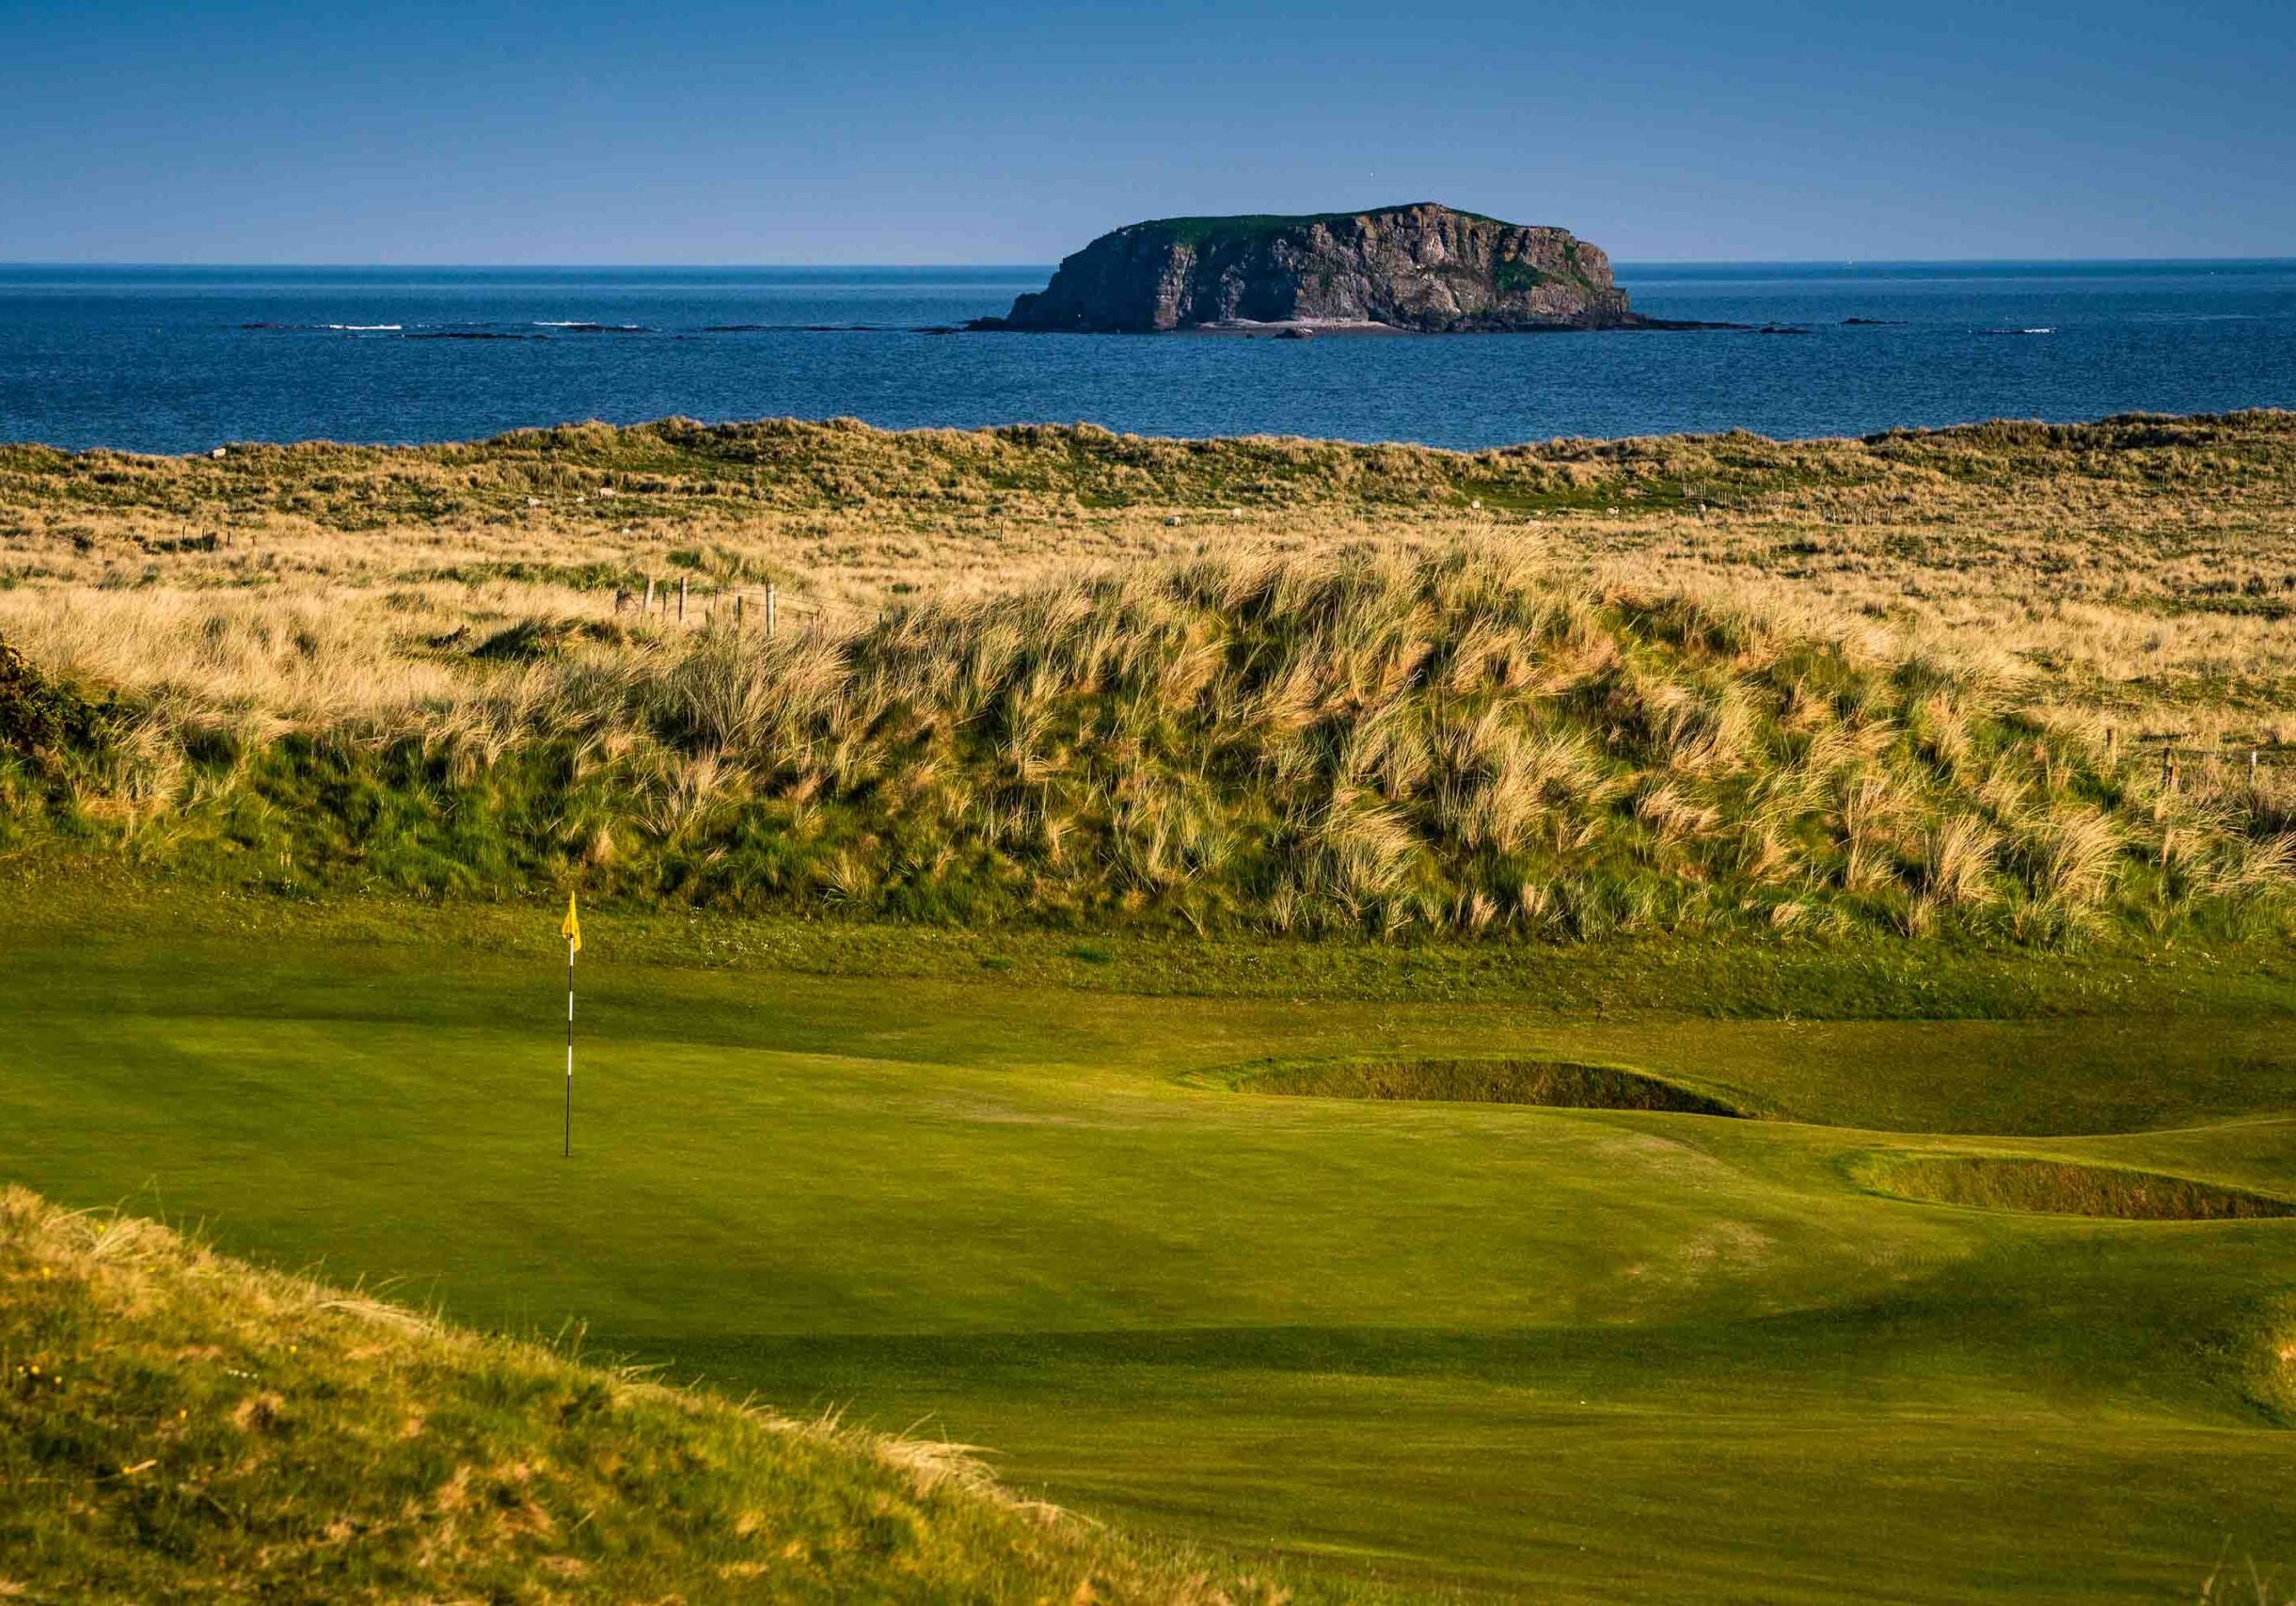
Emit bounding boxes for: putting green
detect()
[3,902,2294,1600]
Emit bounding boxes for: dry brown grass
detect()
[6,410,2296,750]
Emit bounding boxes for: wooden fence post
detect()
[767,582,778,637]
[678,576,688,623]
[642,575,655,613]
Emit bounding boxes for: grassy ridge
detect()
[8,408,2292,525]
[0,1185,1306,1603]
[5,546,2291,938]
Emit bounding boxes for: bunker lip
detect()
[1850,1152,2296,1221]
[1186,1056,1756,1118]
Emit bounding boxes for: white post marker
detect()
[561,891,582,1157]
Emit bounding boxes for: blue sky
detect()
[2,0,2290,263]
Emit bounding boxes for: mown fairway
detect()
[5,898,2295,1601]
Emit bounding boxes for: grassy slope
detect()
[8,412,2296,947]
[0,1187,1311,1606]
[4,886,2294,1600]
[8,548,2293,945]
[12,406,2288,526]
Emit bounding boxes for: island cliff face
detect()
[985,203,1643,333]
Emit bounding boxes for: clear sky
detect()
[3,0,2290,264]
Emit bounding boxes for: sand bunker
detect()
[1855,1153,2296,1221]
[1227,1057,1750,1117]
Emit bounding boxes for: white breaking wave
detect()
[325,324,402,331]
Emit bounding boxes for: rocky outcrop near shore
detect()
[978,202,1658,333]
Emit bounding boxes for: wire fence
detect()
[610,579,823,634]
[2114,737,2296,788]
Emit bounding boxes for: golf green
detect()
[4,901,2293,1600]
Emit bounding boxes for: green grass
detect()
[4,884,2296,1598]
[1492,259,1549,294]
[1113,205,1512,253]
[0,1187,1306,1604]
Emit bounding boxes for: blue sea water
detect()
[1,261,2291,453]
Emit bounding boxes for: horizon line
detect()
[4,255,2295,273]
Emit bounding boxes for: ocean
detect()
[2,260,2291,453]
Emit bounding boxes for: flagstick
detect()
[563,936,575,1159]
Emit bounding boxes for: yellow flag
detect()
[561,891,581,955]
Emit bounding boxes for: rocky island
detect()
[975,202,1686,334]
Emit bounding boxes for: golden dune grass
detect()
[10,541,2283,937]
[7,411,2295,747]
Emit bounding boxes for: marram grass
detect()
[8,409,2296,729]
[0,1185,1311,1603]
[7,545,2293,939]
